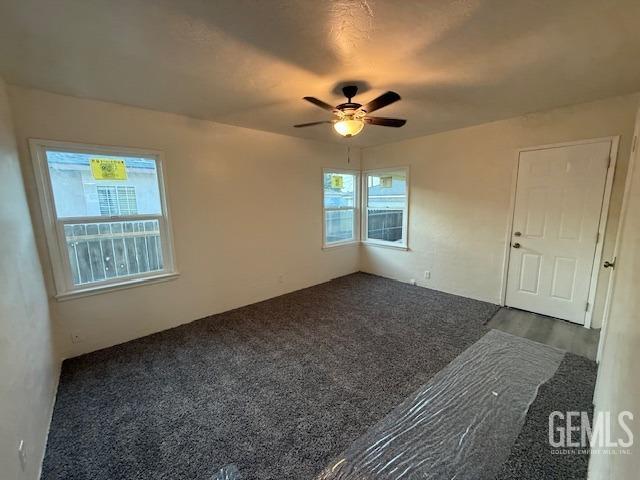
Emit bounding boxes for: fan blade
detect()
[361,91,401,113]
[303,97,335,112]
[294,121,333,128]
[364,116,406,127]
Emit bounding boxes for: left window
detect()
[323,170,359,247]
[30,140,177,297]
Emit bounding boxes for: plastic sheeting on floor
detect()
[212,465,241,479]
[316,330,565,480]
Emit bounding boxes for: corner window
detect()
[363,168,409,248]
[30,140,177,297]
[323,170,359,247]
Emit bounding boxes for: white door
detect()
[505,140,612,324]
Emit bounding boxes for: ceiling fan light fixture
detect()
[296,86,404,135]
[334,118,364,137]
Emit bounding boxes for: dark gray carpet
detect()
[42,273,499,480]
[495,353,598,480]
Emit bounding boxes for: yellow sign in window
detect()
[380,176,393,188]
[90,158,128,180]
[331,175,344,189]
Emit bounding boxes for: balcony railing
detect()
[64,220,163,285]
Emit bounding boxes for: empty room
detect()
[2,1,640,479]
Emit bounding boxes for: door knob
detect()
[603,259,616,269]
[512,243,521,249]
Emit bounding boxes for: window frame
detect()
[29,139,178,299]
[322,168,360,248]
[362,166,410,249]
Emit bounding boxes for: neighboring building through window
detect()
[98,185,138,216]
[30,140,176,296]
[323,170,359,246]
[364,168,409,247]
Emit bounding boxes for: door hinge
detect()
[596,232,600,243]
[585,302,590,312]
[633,135,638,153]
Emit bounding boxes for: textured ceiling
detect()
[1,0,640,146]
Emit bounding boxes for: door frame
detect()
[499,136,620,328]
[596,116,639,363]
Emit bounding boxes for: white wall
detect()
[589,107,640,479]
[361,94,639,327]
[8,86,360,358]
[0,78,59,479]
[3,82,639,477]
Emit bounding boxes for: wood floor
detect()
[487,307,600,360]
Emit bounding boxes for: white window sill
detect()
[54,272,180,301]
[362,241,409,251]
[322,241,409,251]
[322,240,360,250]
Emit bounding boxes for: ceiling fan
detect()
[294,85,406,137]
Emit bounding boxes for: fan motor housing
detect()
[342,85,359,100]
[336,102,362,112]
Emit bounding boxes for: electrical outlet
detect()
[18,440,26,471]
[71,333,82,344]
[277,274,284,284]
[424,270,431,280]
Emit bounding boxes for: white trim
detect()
[499,136,620,327]
[499,151,522,306]
[54,213,164,223]
[30,140,69,294]
[55,272,180,301]
[362,166,410,249]
[321,240,360,250]
[584,136,619,328]
[29,138,178,298]
[361,241,409,251]
[516,136,618,152]
[322,168,360,248]
[596,120,640,363]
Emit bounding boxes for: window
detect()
[30,140,177,297]
[323,170,359,246]
[98,186,138,215]
[363,168,409,248]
